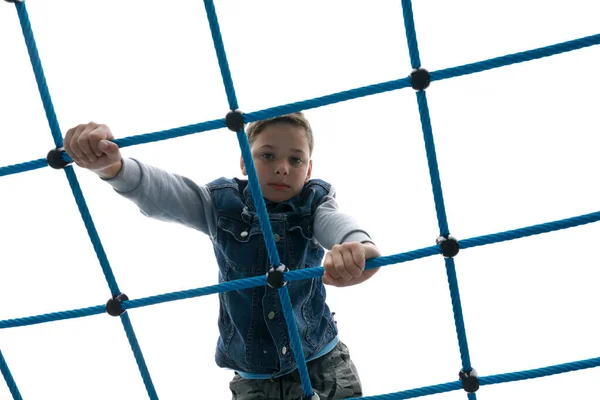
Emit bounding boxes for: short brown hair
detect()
[246,112,314,155]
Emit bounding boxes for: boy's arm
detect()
[313,186,381,287]
[312,185,373,249]
[102,157,217,239]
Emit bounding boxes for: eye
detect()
[291,157,303,165]
[261,153,274,160]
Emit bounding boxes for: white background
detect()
[1,1,600,399]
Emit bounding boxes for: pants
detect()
[230,341,362,400]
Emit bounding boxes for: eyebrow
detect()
[259,144,306,155]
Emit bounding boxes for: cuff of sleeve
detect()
[340,231,372,245]
[101,158,142,193]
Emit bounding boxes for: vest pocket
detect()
[216,216,263,275]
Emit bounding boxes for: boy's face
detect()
[240,122,312,203]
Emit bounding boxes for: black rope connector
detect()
[459,368,479,393]
[267,264,288,289]
[225,109,245,132]
[46,148,71,169]
[436,235,459,258]
[410,68,430,91]
[106,293,129,317]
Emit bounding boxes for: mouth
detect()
[268,183,290,190]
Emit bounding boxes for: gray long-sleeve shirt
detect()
[103,158,373,249]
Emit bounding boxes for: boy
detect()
[64,112,381,399]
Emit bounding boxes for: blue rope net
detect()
[1,0,600,399]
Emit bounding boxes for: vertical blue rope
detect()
[415,91,449,237]
[235,131,281,267]
[202,0,239,110]
[14,2,62,148]
[63,167,121,295]
[120,313,159,400]
[400,0,421,69]
[13,3,158,398]
[201,0,314,395]
[399,0,475,392]
[0,350,22,400]
[279,286,314,398]
[444,258,472,371]
[202,0,280,267]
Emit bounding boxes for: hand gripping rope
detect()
[2,0,600,399]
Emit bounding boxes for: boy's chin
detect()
[263,190,296,204]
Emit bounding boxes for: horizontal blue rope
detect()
[460,210,600,250]
[479,355,600,386]
[115,119,226,149]
[3,33,598,180]
[123,275,267,311]
[244,78,412,124]
[0,306,105,329]
[430,33,600,83]
[358,355,600,399]
[0,158,47,177]
[358,381,462,399]
[0,350,22,400]
[2,208,599,330]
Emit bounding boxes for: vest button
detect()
[268,311,275,320]
[240,231,248,238]
[273,233,281,241]
[281,346,287,355]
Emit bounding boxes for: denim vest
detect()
[206,177,338,378]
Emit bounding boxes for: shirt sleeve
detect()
[101,157,217,240]
[312,184,374,250]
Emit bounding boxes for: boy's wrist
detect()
[97,159,123,180]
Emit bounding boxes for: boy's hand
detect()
[64,122,122,179]
[322,242,381,287]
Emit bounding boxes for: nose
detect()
[275,160,289,175]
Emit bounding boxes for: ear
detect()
[240,155,247,176]
[304,159,313,183]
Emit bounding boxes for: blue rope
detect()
[202,0,238,110]
[415,91,450,237]
[2,0,600,398]
[243,78,412,123]
[12,3,159,398]
[201,0,314,395]
[3,33,599,179]
[479,355,600,385]
[431,33,600,83]
[4,203,600,332]
[400,0,474,392]
[120,313,159,400]
[400,0,421,69]
[444,258,471,371]
[13,2,62,148]
[279,286,314,398]
[64,167,121,295]
[459,210,600,249]
[0,350,22,400]
[0,306,105,330]
[357,355,600,399]
[0,158,47,177]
